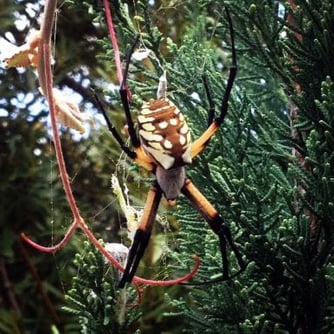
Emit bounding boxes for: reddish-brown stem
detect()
[81,221,200,285]
[22,218,200,286]
[18,240,60,325]
[21,220,78,252]
[22,0,200,290]
[286,1,319,236]
[0,256,21,314]
[103,0,132,100]
[103,0,123,86]
[133,255,200,286]
[37,0,82,223]
[287,0,303,42]
[128,284,142,308]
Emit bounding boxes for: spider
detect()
[98,9,245,288]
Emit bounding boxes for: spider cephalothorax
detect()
[100,8,245,288]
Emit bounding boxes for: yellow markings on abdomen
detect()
[137,98,192,169]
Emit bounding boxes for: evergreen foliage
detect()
[165,1,334,333]
[2,0,334,333]
[63,240,140,333]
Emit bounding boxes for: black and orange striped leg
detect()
[97,36,155,171]
[94,95,137,159]
[96,35,141,154]
[119,35,141,149]
[215,7,237,127]
[202,8,237,128]
[191,8,237,159]
[182,178,245,280]
[119,182,163,288]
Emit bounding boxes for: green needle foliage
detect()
[64,0,334,332]
[2,0,334,333]
[63,240,140,333]
[164,1,334,333]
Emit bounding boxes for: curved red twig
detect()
[21,0,200,302]
[132,255,200,286]
[22,219,200,287]
[103,0,123,85]
[21,220,78,252]
[81,222,201,285]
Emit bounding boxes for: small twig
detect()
[22,0,200,290]
[103,0,132,99]
[21,220,78,252]
[59,75,104,110]
[103,0,123,85]
[38,0,83,223]
[0,255,21,314]
[17,240,60,325]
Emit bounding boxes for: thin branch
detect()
[103,0,123,86]
[80,221,200,286]
[17,240,60,325]
[22,0,200,290]
[0,256,21,314]
[21,220,78,252]
[37,0,82,222]
[59,75,105,110]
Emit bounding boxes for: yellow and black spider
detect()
[98,9,245,288]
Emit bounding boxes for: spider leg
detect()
[191,8,237,158]
[181,178,245,280]
[119,35,141,149]
[119,182,163,288]
[118,35,157,171]
[215,8,237,127]
[94,94,136,159]
[97,36,155,171]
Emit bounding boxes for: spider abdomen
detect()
[138,98,192,170]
